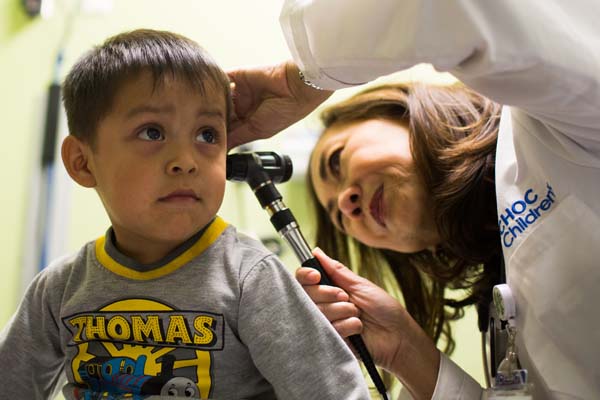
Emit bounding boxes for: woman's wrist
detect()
[285,61,333,106]
[390,322,441,400]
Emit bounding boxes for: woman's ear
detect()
[61,135,97,188]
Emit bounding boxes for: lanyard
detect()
[481,256,533,397]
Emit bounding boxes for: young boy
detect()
[0,29,370,399]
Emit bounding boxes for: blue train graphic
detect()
[76,354,199,399]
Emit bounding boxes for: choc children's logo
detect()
[498,183,556,248]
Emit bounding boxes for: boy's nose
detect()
[166,152,198,175]
[338,185,362,219]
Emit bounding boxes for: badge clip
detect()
[484,284,533,399]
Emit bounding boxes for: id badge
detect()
[484,369,533,398]
[483,383,533,399]
[485,285,533,399]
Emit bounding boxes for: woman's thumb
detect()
[312,247,362,290]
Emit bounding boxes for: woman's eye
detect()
[138,127,164,141]
[196,127,218,144]
[328,148,343,177]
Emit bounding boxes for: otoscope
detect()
[226,151,389,400]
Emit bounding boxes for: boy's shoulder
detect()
[218,224,278,264]
[23,241,92,302]
[195,223,290,286]
[38,241,93,281]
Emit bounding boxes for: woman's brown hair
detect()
[308,82,502,353]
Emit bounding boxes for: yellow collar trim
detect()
[95,217,228,280]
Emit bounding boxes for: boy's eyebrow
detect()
[125,105,225,119]
[197,109,226,119]
[126,105,174,118]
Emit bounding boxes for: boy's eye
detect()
[138,127,164,141]
[196,127,218,144]
[328,147,343,178]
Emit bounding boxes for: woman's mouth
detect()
[369,185,386,228]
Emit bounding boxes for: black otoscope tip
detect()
[226,152,293,184]
[271,153,293,183]
[225,153,251,182]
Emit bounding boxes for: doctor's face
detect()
[310,118,440,253]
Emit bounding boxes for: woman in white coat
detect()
[227,1,600,399]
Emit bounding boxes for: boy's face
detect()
[83,71,227,263]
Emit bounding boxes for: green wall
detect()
[0,0,485,393]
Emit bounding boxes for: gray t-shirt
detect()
[0,217,370,399]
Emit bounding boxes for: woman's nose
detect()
[338,186,362,219]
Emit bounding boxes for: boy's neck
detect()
[108,223,211,267]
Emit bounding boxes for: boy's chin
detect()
[157,219,213,240]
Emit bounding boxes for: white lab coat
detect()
[280,1,600,399]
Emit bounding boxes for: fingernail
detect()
[336,291,349,301]
[313,247,331,260]
[309,271,320,281]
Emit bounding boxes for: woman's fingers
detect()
[312,247,366,290]
[296,262,357,326]
[297,268,350,302]
[296,249,366,337]
[303,284,350,303]
[316,300,361,323]
[225,61,332,149]
[295,266,322,285]
[332,317,364,338]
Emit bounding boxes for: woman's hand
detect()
[226,60,333,150]
[296,248,440,400]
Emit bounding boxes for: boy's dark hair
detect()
[62,29,232,146]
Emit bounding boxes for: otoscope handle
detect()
[348,335,387,399]
[300,256,389,400]
[300,257,333,286]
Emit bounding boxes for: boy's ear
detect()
[61,135,97,188]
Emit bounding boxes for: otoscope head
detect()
[226,151,293,185]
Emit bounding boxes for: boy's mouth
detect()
[159,189,200,202]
